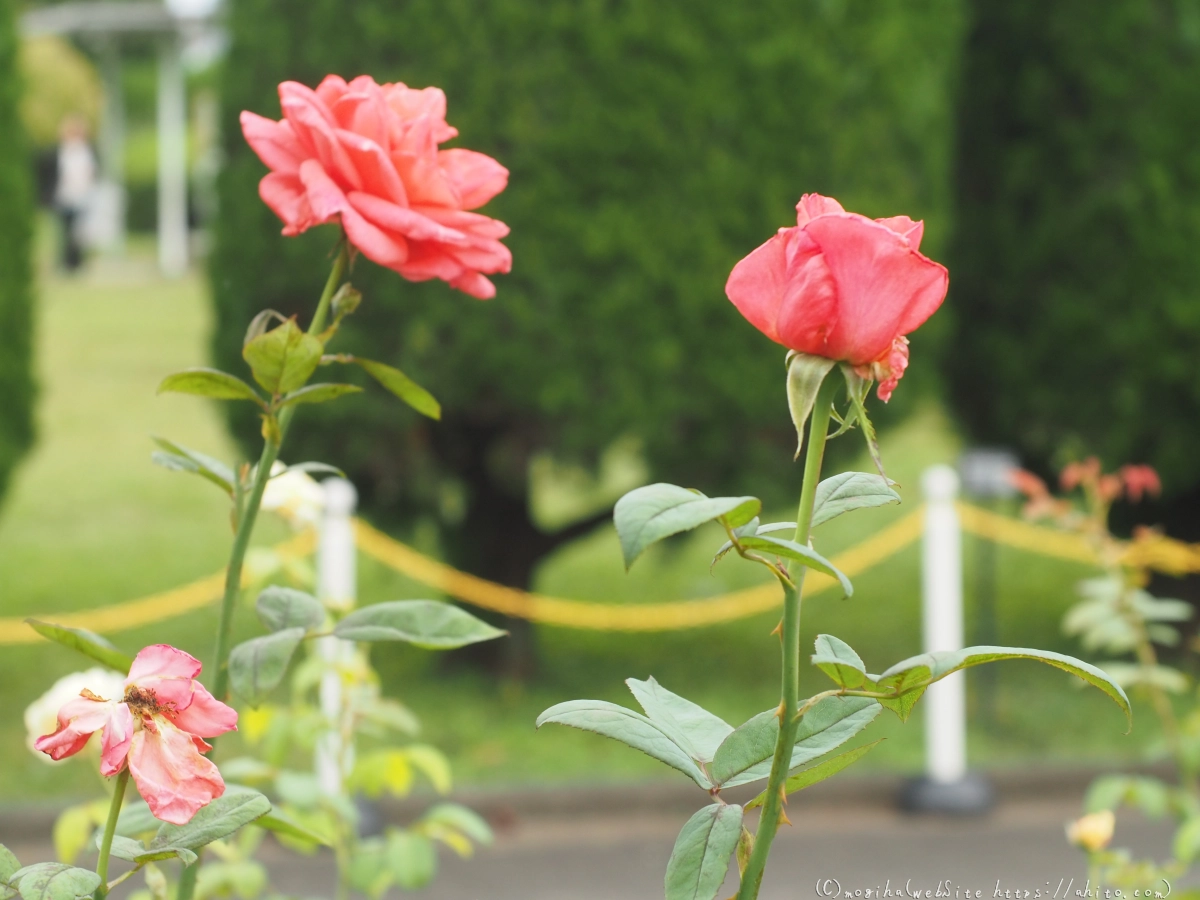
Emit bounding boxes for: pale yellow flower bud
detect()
[1066,810,1115,852]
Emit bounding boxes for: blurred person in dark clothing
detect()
[54,115,95,272]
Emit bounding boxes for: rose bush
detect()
[724,193,948,401]
[241,75,511,299]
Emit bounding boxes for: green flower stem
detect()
[210,243,348,703]
[736,373,840,900]
[94,768,130,899]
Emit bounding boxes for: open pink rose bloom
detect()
[725,193,949,401]
[241,75,511,299]
[35,644,237,825]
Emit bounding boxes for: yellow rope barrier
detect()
[0,530,316,645]
[955,502,1096,565]
[0,499,1126,645]
[352,510,925,631]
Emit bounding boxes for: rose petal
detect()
[794,193,845,227]
[99,703,134,777]
[128,718,225,825]
[874,215,925,249]
[438,149,509,210]
[802,214,947,364]
[169,683,237,739]
[34,695,118,762]
[259,172,319,235]
[349,193,468,245]
[724,229,790,345]
[240,112,305,176]
[128,645,202,710]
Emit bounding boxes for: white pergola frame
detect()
[21,2,219,276]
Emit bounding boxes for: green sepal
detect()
[785,351,837,458]
[841,365,885,477]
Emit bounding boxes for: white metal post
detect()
[921,464,966,784]
[315,478,358,797]
[156,33,188,276]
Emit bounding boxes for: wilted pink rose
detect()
[241,75,511,299]
[725,194,948,401]
[35,645,236,825]
[1120,465,1161,503]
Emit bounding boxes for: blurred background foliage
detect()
[210,0,965,670]
[945,0,1200,539]
[0,0,35,506]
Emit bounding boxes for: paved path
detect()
[0,776,1186,900]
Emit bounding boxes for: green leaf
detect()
[256,586,326,633]
[7,864,100,900]
[0,845,20,882]
[1100,662,1189,694]
[386,830,436,891]
[150,791,272,852]
[625,676,733,764]
[745,740,884,810]
[711,521,795,569]
[418,804,493,846]
[104,835,197,867]
[1175,816,1200,863]
[352,357,441,420]
[710,696,881,788]
[872,646,1132,728]
[277,383,363,408]
[347,838,388,898]
[333,600,506,649]
[785,351,837,458]
[255,809,332,847]
[229,628,306,705]
[24,620,131,672]
[242,319,324,395]
[157,368,266,407]
[811,634,868,689]
[536,700,711,788]
[150,437,235,493]
[812,473,900,528]
[736,535,853,597]
[115,800,160,837]
[664,803,744,900]
[614,483,761,570]
[841,365,885,477]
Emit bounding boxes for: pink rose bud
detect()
[241,75,511,299]
[725,194,948,401]
[35,644,237,825]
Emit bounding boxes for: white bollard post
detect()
[921,464,966,785]
[315,479,358,797]
[900,465,992,813]
[155,33,189,276]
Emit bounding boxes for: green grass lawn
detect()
[0,247,1158,803]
